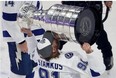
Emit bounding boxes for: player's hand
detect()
[18,41,28,53]
[81,42,93,54]
[21,27,33,37]
[104,1,112,8]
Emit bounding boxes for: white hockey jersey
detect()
[2,1,44,43]
[26,35,106,78]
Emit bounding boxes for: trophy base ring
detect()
[75,8,101,45]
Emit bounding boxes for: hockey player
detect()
[21,28,105,78]
[1,1,45,78]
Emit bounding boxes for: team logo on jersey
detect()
[65,52,73,59]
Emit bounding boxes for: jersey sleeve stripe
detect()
[24,29,45,37]
[3,29,45,37]
[90,69,100,77]
[2,12,17,21]
[32,29,45,36]
[3,31,11,37]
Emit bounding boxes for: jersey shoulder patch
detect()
[65,52,74,59]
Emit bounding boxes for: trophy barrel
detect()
[18,4,101,45]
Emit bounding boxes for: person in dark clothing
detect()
[62,1,113,70]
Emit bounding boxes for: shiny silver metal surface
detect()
[18,4,84,42]
[18,4,99,45]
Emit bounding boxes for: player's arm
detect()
[2,1,28,52]
[82,43,105,77]
[21,28,37,54]
[18,1,44,52]
[86,51,106,77]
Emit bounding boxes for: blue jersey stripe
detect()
[24,29,45,37]
[2,12,17,21]
[3,31,11,37]
[32,28,45,36]
[3,29,45,37]
[90,69,100,77]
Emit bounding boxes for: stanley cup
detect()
[18,4,101,45]
[33,4,84,42]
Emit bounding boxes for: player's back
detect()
[35,51,90,78]
[37,66,81,78]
